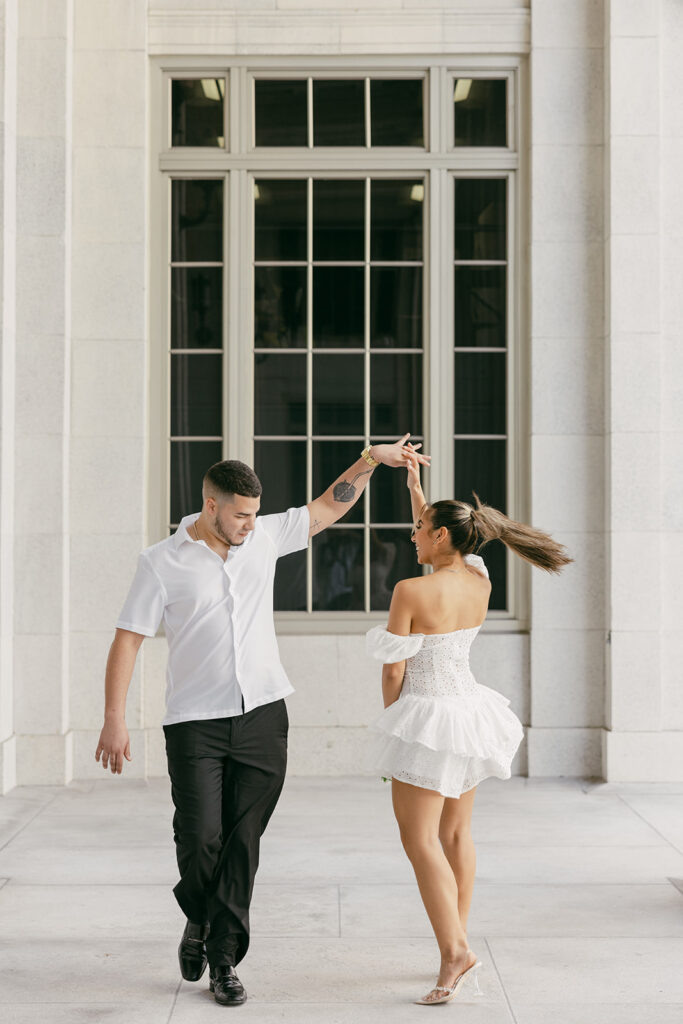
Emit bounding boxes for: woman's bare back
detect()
[404,564,491,635]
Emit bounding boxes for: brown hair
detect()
[427,492,573,574]
[203,460,262,501]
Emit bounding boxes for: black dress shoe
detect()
[178,920,210,981]
[209,965,247,1006]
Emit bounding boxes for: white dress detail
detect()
[366,554,524,798]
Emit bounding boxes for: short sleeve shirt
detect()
[116,506,310,725]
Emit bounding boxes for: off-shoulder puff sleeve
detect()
[464,553,489,579]
[366,625,425,664]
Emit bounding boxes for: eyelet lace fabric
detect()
[365,556,524,799]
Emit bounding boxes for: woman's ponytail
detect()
[470,491,572,574]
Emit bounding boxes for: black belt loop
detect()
[241,693,245,714]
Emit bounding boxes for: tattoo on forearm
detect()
[311,518,323,534]
[333,468,372,503]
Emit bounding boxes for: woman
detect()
[366,452,572,1005]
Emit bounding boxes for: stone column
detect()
[12,0,73,785]
[526,0,606,778]
[0,0,18,793]
[603,0,683,780]
[659,0,683,773]
[68,0,147,779]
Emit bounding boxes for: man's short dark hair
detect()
[203,460,262,501]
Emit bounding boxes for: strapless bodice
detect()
[403,626,481,699]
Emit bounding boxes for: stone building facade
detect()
[0,0,681,790]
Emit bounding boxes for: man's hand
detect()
[95,715,132,775]
[371,433,431,469]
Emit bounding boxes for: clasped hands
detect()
[371,433,430,471]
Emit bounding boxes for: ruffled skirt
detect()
[369,684,524,799]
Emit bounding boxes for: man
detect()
[95,435,429,1006]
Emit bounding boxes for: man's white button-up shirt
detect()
[116,506,310,726]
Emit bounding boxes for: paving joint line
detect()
[0,791,60,854]
[165,978,183,1024]
[616,794,683,857]
[483,936,519,1023]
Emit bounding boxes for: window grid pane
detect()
[162,69,519,623]
[253,77,425,149]
[454,176,508,610]
[171,78,226,148]
[453,78,507,148]
[169,179,225,531]
[254,176,424,611]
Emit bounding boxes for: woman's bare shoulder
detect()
[392,575,424,595]
[466,564,492,585]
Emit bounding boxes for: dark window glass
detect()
[370,445,422,524]
[454,266,506,348]
[312,354,364,435]
[254,353,306,435]
[171,268,222,349]
[171,440,222,523]
[370,267,422,349]
[313,180,365,261]
[370,354,422,436]
[254,267,306,349]
[254,440,306,515]
[371,180,423,261]
[313,80,365,146]
[454,179,506,261]
[255,180,307,261]
[370,529,417,610]
[454,352,506,435]
[453,78,507,147]
[172,79,225,148]
[312,529,365,610]
[370,80,424,147]
[273,549,307,611]
[477,539,506,611]
[171,354,222,436]
[312,267,364,348]
[171,180,223,263]
[453,438,507,609]
[255,80,308,147]
[313,441,365,524]
[454,439,506,513]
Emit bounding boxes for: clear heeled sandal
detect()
[415,957,483,1005]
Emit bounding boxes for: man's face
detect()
[209,493,261,546]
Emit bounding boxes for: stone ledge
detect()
[603,730,683,782]
[527,726,603,777]
[147,8,530,55]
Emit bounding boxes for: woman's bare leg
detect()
[438,785,477,938]
[392,778,476,1000]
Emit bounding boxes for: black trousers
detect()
[163,698,288,967]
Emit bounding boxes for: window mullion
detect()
[428,66,440,154]
[507,170,518,619]
[429,167,453,508]
[306,176,314,613]
[364,175,371,613]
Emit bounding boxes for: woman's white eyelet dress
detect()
[366,554,524,798]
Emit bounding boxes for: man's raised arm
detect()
[307,433,430,537]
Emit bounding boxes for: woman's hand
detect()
[405,449,421,490]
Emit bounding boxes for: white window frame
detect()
[149,55,528,634]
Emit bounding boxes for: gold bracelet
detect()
[361,445,380,467]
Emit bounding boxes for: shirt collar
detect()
[174,513,254,554]
[174,513,200,549]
